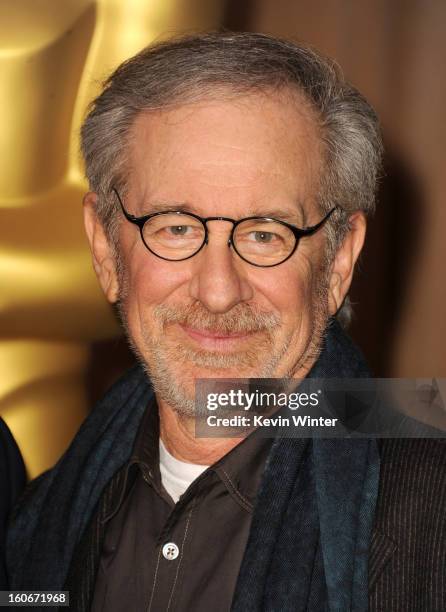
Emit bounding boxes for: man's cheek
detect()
[132,263,190,301]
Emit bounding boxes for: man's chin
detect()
[180,361,261,381]
[147,362,241,420]
[176,341,278,375]
[143,348,272,419]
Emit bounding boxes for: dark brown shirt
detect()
[91,400,272,612]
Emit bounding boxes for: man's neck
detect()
[158,400,243,464]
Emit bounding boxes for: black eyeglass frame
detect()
[112,187,338,268]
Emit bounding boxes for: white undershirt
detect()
[159,438,209,503]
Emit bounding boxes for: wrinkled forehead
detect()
[125,90,324,220]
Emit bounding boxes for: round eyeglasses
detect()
[113,188,338,268]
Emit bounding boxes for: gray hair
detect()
[81,31,383,324]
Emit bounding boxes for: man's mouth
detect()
[178,324,256,351]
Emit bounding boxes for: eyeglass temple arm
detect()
[112,187,146,228]
[298,206,339,236]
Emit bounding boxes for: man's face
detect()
[110,91,332,415]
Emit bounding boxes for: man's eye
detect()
[166,225,192,236]
[250,231,278,244]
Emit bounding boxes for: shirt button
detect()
[162,542,179,560]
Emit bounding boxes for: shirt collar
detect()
[131,397,273,511]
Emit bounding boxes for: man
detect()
[7,33,446,611]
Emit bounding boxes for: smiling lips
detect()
[179,324,256,351]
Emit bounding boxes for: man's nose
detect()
[188,225,253,313]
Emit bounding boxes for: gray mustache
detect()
[153,303,281,334]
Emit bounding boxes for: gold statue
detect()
[0,0,224,477]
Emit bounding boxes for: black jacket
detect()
[369,438,446,610]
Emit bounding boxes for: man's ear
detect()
[327,212,366,316]
[83,192,119,303]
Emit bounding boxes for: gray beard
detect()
[117,264,330,420]
[119,302,286,418]
[119,306,328,420]
[142,329,291,418]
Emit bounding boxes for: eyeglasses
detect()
[113,188,338,268]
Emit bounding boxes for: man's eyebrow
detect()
[246,206,306,225]
[139,201,195,215]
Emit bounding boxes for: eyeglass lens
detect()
[141,213,296,265]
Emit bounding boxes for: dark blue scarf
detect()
[7,319,379,611]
